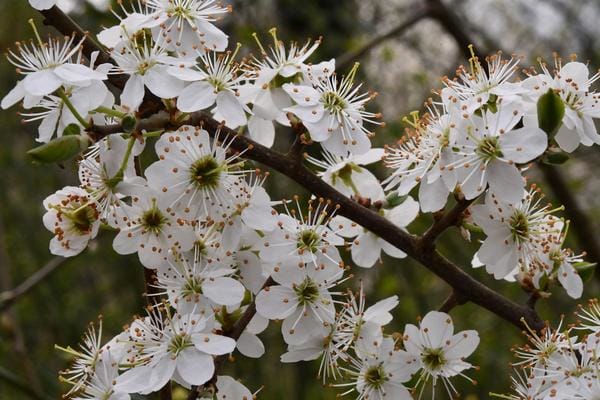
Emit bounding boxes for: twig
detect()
[336,5,430,71]
[438,290,467,313]
[0,366,52,400]
[0,256,67,312]
[421,197,474,248]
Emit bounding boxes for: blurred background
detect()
[1,0,599,399]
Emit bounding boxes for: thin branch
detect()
[438,290,467,313]
[0,366,52,400]
[336,5,430,71]
[421,197,474,247]
[0,256,67,312]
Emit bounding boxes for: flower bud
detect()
[27,135,91,164]
[537,89,565,138]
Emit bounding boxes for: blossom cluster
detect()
[499,300,600,400]
[3,0,599,399]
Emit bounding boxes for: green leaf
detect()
[573,261,596,283]
[27,135,90,164]
[537,89,565,138]
[385,192,407,208]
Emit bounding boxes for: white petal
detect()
[54,63,106,83]
[202,277,245,306]
[23,70,62,96]
[145,67,185,99]
[351,232,381,268]
[121,74,145,111]
[215,91,247,128]
[500,126,548,163]
[487,161,525,205]
[1,81,26,109]
[558,262,583,299]
[255,286,298,319]
[247,115,275,147]
[420,311,454,349]
[236,332,265,358]
[282,84,320,105]
[192,333,236,356]
[444,330,480,360]
[176,349,214,386]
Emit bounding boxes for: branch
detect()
[89,111,544,332]
[421,197,474,247]
[0,256,67,312]
[336,5,430,71]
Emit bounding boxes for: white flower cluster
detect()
[3,1,599,399]
[385,52,600,298]
[499,300,600,400]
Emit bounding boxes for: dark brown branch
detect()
[421,197,474,247]
[336,5,430,71]
[90,110,544,333]
[0,256,67,312]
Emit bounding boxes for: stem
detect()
[93,106,127,120]
[57,89,92,129]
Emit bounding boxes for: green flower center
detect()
[168,333,192,357]
[190,156,222,189]
[364,365,387,388]
[141,205,166,234]
[421,347,446,371]
[182,276,204,298]
[294,278,320,305]
[509,210,529,243]
[297,229,321,253]
[322,91,346,114]
[476,136,503,160]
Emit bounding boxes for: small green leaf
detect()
[27,135,90,164]
[573,261,596,283]
[537,89,565,138]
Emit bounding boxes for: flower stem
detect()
[57,89,92,129]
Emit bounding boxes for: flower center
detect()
[297,229,321,253]
[182,276,203,298]
[294,278,320,305]
[68,203,98,234]
[168,333,192,357]
[190,156,222,189]
[322,91,346,114]
[476,136,503,160]
[141,205,166,234]
[509,210,529,243]
[364,365,387,388]
[421,347,446,371]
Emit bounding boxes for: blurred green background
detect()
[0,0,599,399]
